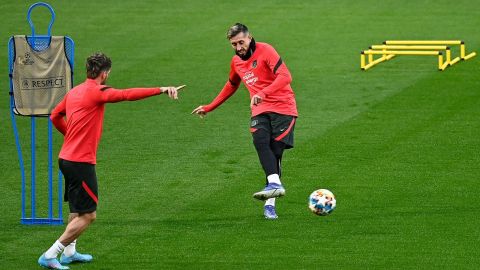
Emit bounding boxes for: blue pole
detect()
[48,119,53,219]
[58,170,63,220]
[10,100,26,222]
[31,117,36,219]
[8,38,29,223]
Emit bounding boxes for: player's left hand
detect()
[250,94,262,107]
[160,86,179,99]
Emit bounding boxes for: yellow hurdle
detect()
[370,45,460,67]
[361,40,476,71]
[384,40,476,60]
[361,50,448,71]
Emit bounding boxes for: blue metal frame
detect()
[9,2,74,225]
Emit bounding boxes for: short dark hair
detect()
[86,52,112,79]
[227,23,249,39]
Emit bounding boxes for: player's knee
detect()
[82,211,96,223]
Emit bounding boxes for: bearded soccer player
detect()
[38,52,181,269]
[192,23,298,220]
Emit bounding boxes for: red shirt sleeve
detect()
[50,97,67,135]
[257,45,292,99]
[204,60,241,112]
[96,86,162,104]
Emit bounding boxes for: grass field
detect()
[1,0,480,269]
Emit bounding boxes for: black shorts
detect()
[59,159,98,214]
[250,113,296,148]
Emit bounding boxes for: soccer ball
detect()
[308,189,336,216]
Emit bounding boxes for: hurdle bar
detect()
[361,50,447,71]
[370,45,460,66]
[384,40,476,61]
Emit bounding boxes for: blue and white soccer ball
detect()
[308,189,336,216]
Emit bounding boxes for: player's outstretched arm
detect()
[191,80,238,118]
[99,85,184,103]
[191,81,239,118]
[192,61,241,118]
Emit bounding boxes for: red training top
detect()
[50,79,161,164]
[203,42,298,117]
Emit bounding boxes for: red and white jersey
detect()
[50,79,161,164]
[204,42,298,117]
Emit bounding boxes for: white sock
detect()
[63,239,77,257]
[44,240,65,259]
[267,174,282,185]
[265,198,276,206]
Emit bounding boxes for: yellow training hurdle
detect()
[361,40,476,71]
[384,40,476,60]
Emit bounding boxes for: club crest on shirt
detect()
[243,71,258,86]
[251,60,257,69]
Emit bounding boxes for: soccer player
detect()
[38,52,181,269]
[192,23,298,220]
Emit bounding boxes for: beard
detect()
[236,49,247,56]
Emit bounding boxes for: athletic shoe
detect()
[38,254,69,269]
[264,205,278,219]
[59,252,93,264]
[253,183,285,200]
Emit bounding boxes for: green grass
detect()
[1,0,479,269]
